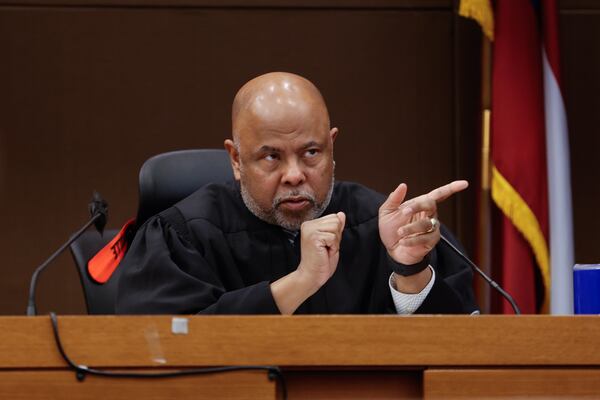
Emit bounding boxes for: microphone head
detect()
[89,191,108,235]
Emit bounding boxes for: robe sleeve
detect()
[413,225,480,314]
[115,213,280,315]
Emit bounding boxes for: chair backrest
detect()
[69,148,234,314]
[135,149,234,227]
[70,229,120,314]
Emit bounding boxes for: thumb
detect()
[336,212,346,232]
[380,183,407,212]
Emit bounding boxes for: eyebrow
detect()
[257,145,280,154]
[300,141,321,150]
[257,141,322,154]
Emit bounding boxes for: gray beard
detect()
[239,173,335,231]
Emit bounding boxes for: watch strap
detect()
[388,253,431,276]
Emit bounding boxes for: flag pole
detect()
[475,35,493,314]
[457,0,496,313]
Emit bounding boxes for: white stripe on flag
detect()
[542,48,575,315]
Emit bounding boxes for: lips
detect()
[278,197,311,211]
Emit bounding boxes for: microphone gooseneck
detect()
[439,234,522,315]
[26,192,108,316]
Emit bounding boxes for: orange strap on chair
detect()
[88,219,135,284]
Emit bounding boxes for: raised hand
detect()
[297,212,346,288]
[271,212,346,314]
[379,181,468,265]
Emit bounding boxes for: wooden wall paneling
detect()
[559,3,600,264]
[0,370,276,400]
[2,316,600,368]
[283,370,422,400]
[2,315,600,399]
[3,0,597,315]
[0,1,465,314]
[424,368,600,399]
[452,9,482,257]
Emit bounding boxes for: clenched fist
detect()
[297,212,346,288]
[270,212,346,315]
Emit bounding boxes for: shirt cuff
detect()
[389,266,436,314]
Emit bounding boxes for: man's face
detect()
[229,110,337,231]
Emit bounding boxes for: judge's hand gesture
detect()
[298,212,346,288]
[271,212,345,315]
[378,181,468,265]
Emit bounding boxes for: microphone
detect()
[440,234,521,315]
[89,191,108,235]
[26,192,108,316]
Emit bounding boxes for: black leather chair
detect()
[70,229,121,314]
[70,149,234,314]
[135,149,234,227]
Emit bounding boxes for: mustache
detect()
[273,190,316,208]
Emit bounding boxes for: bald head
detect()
[224,72,338,230]
[231,72,330,142]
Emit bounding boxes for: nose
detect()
[281,158,306,186]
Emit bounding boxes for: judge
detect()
[116,72,478,315]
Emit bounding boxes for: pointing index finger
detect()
[427,180,469,203]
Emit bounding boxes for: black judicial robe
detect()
[115,181,478,315]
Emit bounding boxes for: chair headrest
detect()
[135,149,234,226]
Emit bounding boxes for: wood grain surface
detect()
[1,315,599,368]
[424,369,600,399]
[0,370,275,400]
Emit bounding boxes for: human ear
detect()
[330,127,339,143]
[224,139,241,180]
